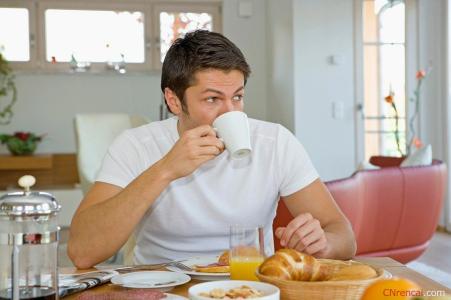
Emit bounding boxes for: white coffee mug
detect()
[213,111,252,159]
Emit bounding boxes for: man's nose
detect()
[221,99,236,114]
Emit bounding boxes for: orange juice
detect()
[230,257,264,281]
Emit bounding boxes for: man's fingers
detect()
[288,219,323,248]
[197,146,222,156]
[275,227,285,239]
[286,220,318,249]
[303,236,328,256]
[293,225,324,251]
[197,136,225,151]
[187,124,216,138]
[280,213,312,247]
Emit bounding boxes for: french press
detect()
[0,175,60,300]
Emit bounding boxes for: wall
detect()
[223,0,268,123]
[292,0,356,181]
[447,0,451,232]
[418,0,447,162]
[0,0,268,154]
[266,0,294,131]
[417,0,449,229]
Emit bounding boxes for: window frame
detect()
[1,0,37,70]
[1,0,222,73]
[152,2,222,68]
[36,0,152,73]
[355,0,418,162]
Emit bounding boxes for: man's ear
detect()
[164,88,183,115]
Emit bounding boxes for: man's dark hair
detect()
[161,30,251,113]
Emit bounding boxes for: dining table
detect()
[61,256,451,299]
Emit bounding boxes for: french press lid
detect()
[0,175,60,219]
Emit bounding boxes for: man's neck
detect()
[176,119,188,137]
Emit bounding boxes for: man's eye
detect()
[206,97,218,103]
[233,95,243,101]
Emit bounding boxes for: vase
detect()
[6,139,38,155]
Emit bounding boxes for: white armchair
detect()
[74,113,149,195]
[74,113,149,265]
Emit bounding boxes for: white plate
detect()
[111,271,191,292]
[188,280,280,300]
[165,294,188,300]
[382,269,392,279]
[166,256,230,281]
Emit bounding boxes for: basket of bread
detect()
[256,249,387,300]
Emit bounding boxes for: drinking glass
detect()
[229,225,265,281]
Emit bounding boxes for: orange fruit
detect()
[361,278,422,300]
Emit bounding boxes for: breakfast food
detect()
[328,264,378,281]
[199,285,263,299]
[259,248,331,281]
[259,248,378,282]
[218,250,229,265]
[195,250,230,273]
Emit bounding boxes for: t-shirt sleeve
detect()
[96,131,144,188]
[276,125,319,197]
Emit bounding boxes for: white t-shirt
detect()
[96,117,318,264]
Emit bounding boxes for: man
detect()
[68,30,356,268]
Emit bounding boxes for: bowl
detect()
[188,280,280,300]
[255,260,389,300]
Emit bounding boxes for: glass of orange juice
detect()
[229,225,265,281]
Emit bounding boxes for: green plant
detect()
[0,53,17,125]
[0,132,43,155]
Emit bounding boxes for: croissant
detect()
[259,249,332,281]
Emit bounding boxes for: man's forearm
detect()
[320,221,357,260]
[68,161,172,268]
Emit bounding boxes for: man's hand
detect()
[275,213,329,257]
[158,125,225,181]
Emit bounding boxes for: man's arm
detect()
[68,125,224,269]
[275,179,356,260]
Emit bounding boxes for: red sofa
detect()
[273,156,447,263]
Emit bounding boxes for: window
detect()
[362,0,406,159]
[0,1,221,72]
[45,9,145,63]
[153,3,221,67]
[0,7,30,61]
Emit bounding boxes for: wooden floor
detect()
[415,231,451,274]
[406,231,451,288]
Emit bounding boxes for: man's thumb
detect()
[275,227,285,239]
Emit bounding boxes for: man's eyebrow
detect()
[201,88,225,95]
[234,86,244,93]
[201,86,244,94]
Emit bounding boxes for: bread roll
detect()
[328,264,377,281]
[259,249,331,281]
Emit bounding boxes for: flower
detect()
[384,93,394,104]
[408,67,431,155]
[412,137,423,149]
[384,89,403,156]
[0,131,44,155]
[416,69,426,79]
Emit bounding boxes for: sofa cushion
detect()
[400,144,432,167]
[356,161,380,171]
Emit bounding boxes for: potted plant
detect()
[0,53,17,125]
[0,53,44,155]
[0,132,44,155]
